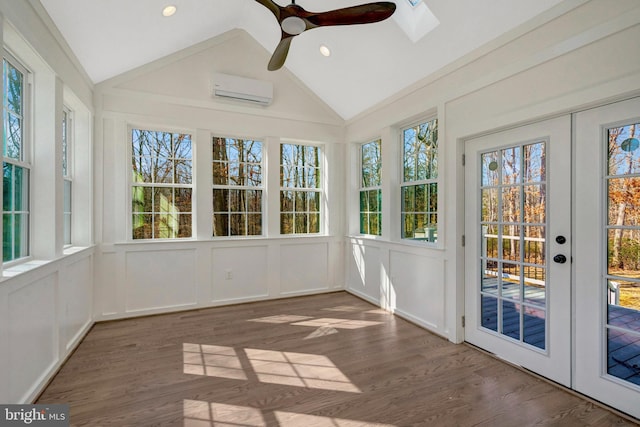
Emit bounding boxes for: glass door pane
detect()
[606,122,640,386]
[479,142,547,350]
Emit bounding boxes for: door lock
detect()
[553,254,567,264]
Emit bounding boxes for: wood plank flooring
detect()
[37,292,638,426]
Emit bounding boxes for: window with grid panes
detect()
[360,139,382,235]
[3,52,30,261]
[280,143,322,234]
[212,137,263,236]
[131,129,193,239]
[401,118,438,242]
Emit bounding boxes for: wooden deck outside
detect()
[608,306,640,386]
[480,278,547,349]
[481,277,640,386]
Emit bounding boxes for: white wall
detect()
[0,1,95,404]
[94,30,347,321]
[344,0,640,341]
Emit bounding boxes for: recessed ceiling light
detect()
[319,45,331,57]
[162,5,177,17]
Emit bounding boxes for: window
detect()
[131,129,192,239]
[3,53,30,262]
[62,107,72,246]
[212,137,263,236]
[280,143,322,234]
[360,140,382,235]
[606,121,640,384]
[401,118,438,242]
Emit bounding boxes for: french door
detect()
[465,116,572,387]
[574,97,640,417]
[465,99,640,419]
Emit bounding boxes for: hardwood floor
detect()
[37,292,637,426]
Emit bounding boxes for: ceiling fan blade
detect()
[268,35,294,71]
[305,2,396,27]
[254,0,281,19]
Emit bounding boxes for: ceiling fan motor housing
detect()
[281,16,306,35]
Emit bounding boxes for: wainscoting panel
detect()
[60,256,93,350]
[346,238,446,336]
[389,249,445,332]
[211,245,269,302]
[0,249,95,404]
[347,241,381,304]
[125,249,197,312]
[8,274,57,403]
[280,242,329,294]
[97,238,343,320]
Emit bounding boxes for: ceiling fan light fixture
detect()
[319,45,331,57]
[162,5,177,17]
[281,16,306,35]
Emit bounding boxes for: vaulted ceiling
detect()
[40,0,567,120]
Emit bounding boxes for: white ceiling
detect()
[40,0,566,119]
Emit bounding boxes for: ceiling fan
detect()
[254,0,396,71]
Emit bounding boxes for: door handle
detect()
[553,254,567,264]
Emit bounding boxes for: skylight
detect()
[393,0,439,43]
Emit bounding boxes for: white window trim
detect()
[279,141,325,236]
[212,136,265,238]
[359,139,382,237]
[2,49,32,265]
[399,116,439,246]
[128,126,195,241]
[62,106,73,247]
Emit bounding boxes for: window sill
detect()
[2,259,50,278]
[347,235,444,251]
[64,245,92,256]
[2,246,94,280]
[120,234,336,245]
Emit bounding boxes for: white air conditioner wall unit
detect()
[212,73,273,106]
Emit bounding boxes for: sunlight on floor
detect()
[184,401,264,427]
[247,314,314,324]
[275,411,397,426]
[247,313,383,341]
[322,305,364,312]
[246,348,361,393]
[183,344,361,393]
[183,343,247,380]
[183,400,397,427]
[292,318,382,330]
[365,309,389,315]
[303,325,339,340]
